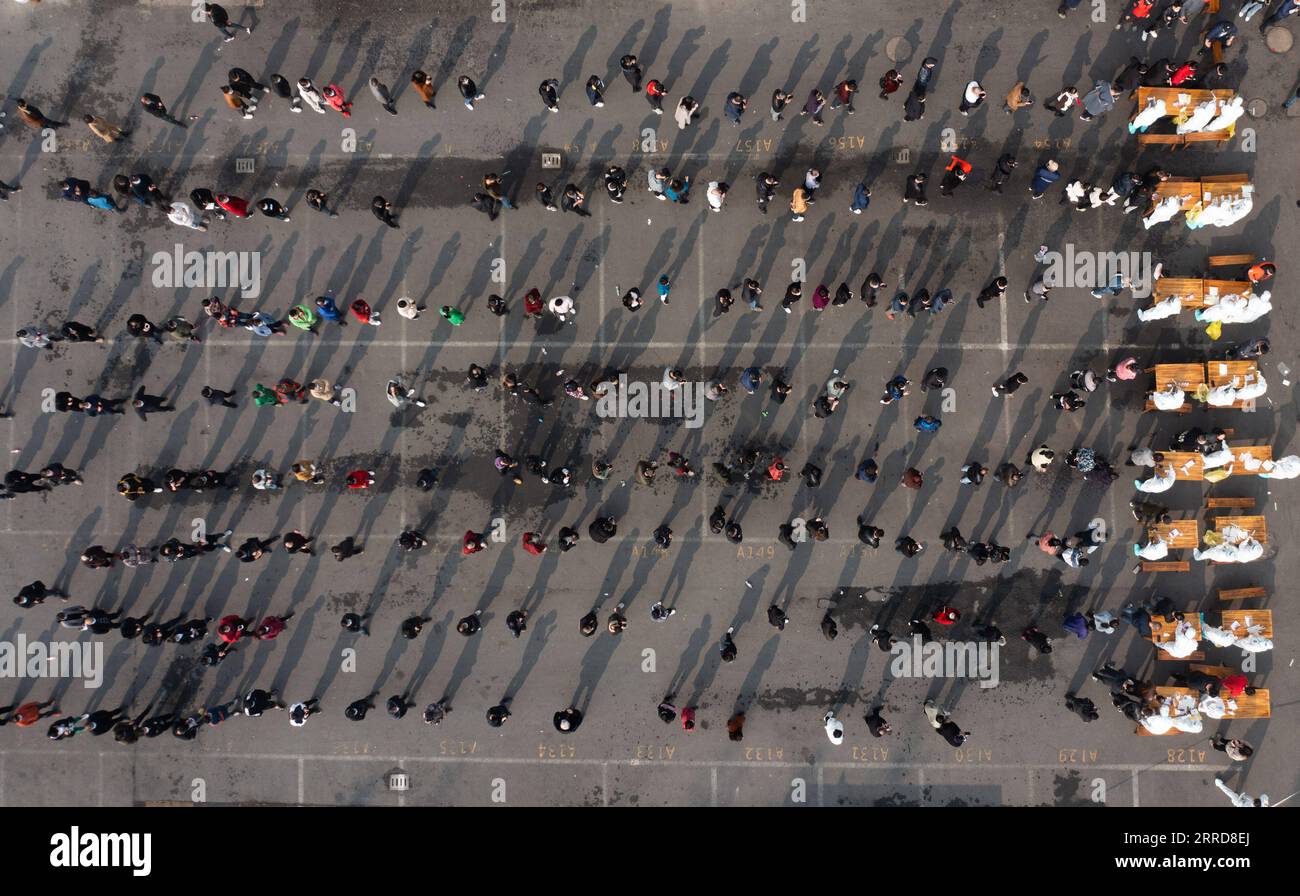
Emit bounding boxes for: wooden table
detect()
[1163,452,1206,481]
[1153,175,1251,210]
[1221,608,1273,640]
[1207,360,1259,388]
[1153,363,1207,392]
[1152,277,1204,309]
[1147,519,1199,549]
[1211,515,1268,545]
[1150,613,1202,647]
[1150,278,1251,313]
[1164,444,1271,480]
[1136,87,1237,118]
[1154,178,1202,208]
[1151,686,1271,720]
[1227,443,1271,473]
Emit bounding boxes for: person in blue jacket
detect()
[1029,160,1060,199]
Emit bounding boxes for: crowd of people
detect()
[0,2,1288,804]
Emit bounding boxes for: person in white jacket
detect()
[1161,620,1200,658]
[297,77,327,114]
[1259,455,1300,479]
[1137,294,1182,321]
[824,711,844,745]
[1193,537,1263,563]
[1134,538,1169,561]
[1136,464,1176,493]
[1214,778,1268,807]
[1149,383,1186,411]
[167,201,208,231]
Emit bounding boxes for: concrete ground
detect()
[0,0,1296,806]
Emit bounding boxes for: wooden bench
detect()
[1138,133,1182,147]
[1207,497,1255,510]
[1217,586,1266,602]
[1158,649,1205,661]
[1207,254,1255,268]
[1142,560,1190,573]
[1188,664,1233,678]
[1221,609,1273,640]
[1183,131,1232,146]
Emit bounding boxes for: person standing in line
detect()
[993,372,1028,396]
[585,75,606,107]
[770,87,793,120]
[202,3,252,41]
[1004,81,1034,113]
[369,77,398,115]
[642,78,666,114]
[830,79,858,113]
[411,71,436,108]
[1029,160,1060,199]
[724,91,747,124]
[801,88,826,125]
[620,54,643,91]
[879,69,904,99]
[538,78,560,111]
[1079,80,1120,121]
[458,75,484,110]
[959,79,986,114]
[674,96,699,129]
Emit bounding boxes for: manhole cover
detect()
[1265,26,1293,53]
[886,37,913,64]
[1247,98,1267,117]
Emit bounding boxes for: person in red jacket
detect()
[218,614,249,643]
[765,457,787,481]
[350,298,381,326]
[680,706,696,732]
[522,532,547,556]
[215,193,250,217]
[1170,60,1197,86]
[322,84,352,116]
[645,79,667,113]
[1220,673,1255,698]
[523,288,544,319]
[463,530,486,555]
[1,699,58,728]
[255,612,293,640]
[345,470,375,490]
[932,605,961,625]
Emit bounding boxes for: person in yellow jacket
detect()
[790,186,809,222]
[83,114,129,142]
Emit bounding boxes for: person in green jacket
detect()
[252,384,280,407]
[440,305,465,326]
[288,304,317,333]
